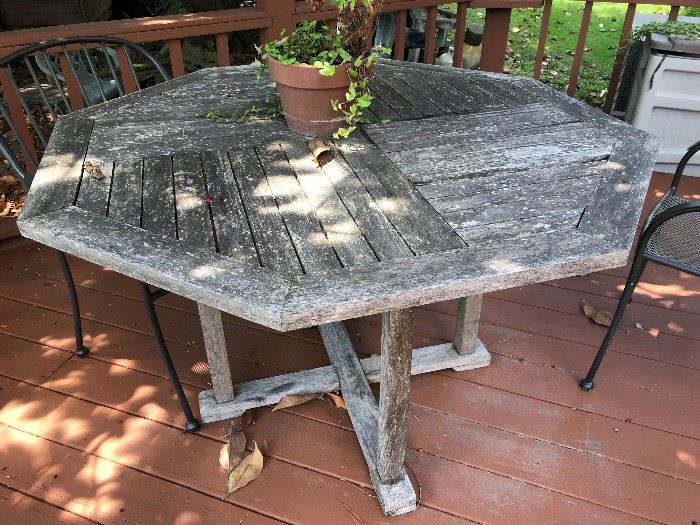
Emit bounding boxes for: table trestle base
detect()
[198,328,490,424]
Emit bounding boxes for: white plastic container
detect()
[625,30,700,176]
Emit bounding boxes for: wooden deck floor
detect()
[0,172,698,525]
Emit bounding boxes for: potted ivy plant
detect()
[255,0,386,138]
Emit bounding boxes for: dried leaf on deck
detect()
[227,442,263,494]
[307,139,334,165]
[230,409,255,432]
[581,299,612,327]
[228,425,247,470]
[634,321,644,330]
[83,160,105,180]
[325,392,347,410]
[272,393,321,411]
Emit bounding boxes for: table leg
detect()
[453,294,483,371]
[198,303,235,403]
[377,309,413,484]
[454,294,483,354]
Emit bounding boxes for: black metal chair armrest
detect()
[670,140,700,193]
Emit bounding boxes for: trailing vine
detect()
[196,99,283,124]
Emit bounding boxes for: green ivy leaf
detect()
[356,94,372,108]
[338,48,352,62]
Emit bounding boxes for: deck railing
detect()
[0,0,697,151]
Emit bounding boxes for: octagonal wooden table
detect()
[18,60,658,516]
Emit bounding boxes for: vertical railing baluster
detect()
[393,10,407,61]
[567,0,593,97]
[481,8,512,72]
[168,39,186,77]
[101,43,125,97]
[668,5,680,21]
[603,2,637,113]
[58,48,87,110]
[80,43,107,103]
[117,46,139,93]
[121,46,142,91]
[423,6,438,64]
[215,33,230,67]
[533,0,553,79]
[452,2,468,68]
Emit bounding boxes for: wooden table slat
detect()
[228,147,303,277]
[386,124,617,185]
[108,157,143,227]
[141,155,176,238]
[256,144,341,274]
[21,117,93,219]
[377,65,443,116]
[365,102,578,153]
[336,139,465,255]
[281,141,378,268]
[418,160,608,201]
[172,151,216,251]
[456,208,584,246]
[369,76,423,120]
[438,173,602,231]
[317,151,413,261]
[200,149,259,266]
[75,159,113,216]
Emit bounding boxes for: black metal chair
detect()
[0,37,200,431]
[580,140,700,391]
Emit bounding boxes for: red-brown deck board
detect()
[0,173,698,524]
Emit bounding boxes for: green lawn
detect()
[454,2,697,106]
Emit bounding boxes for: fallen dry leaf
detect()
[228,424,247,470]
[83,160,104,180]
[272,393,321,411]
[581,299,612,327]
[634,321,644,330]
[308,139,330,158]
[219,443,229,470]
[227,441,263,495]
[230,409,255,431]
[326,392,346,410]
[307,139,334,165]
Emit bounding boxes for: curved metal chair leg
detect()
[139,282,201,432]
[580,254,648,391]
[53,249,89,357]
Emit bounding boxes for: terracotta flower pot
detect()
[267,56,351,137]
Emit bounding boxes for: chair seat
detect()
[645,194,700,274]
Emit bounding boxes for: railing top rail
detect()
[294,0,544,18]
[0,6,272,55]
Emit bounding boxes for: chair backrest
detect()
[0,36,170,189]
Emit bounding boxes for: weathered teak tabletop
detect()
[18,60,658,516]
